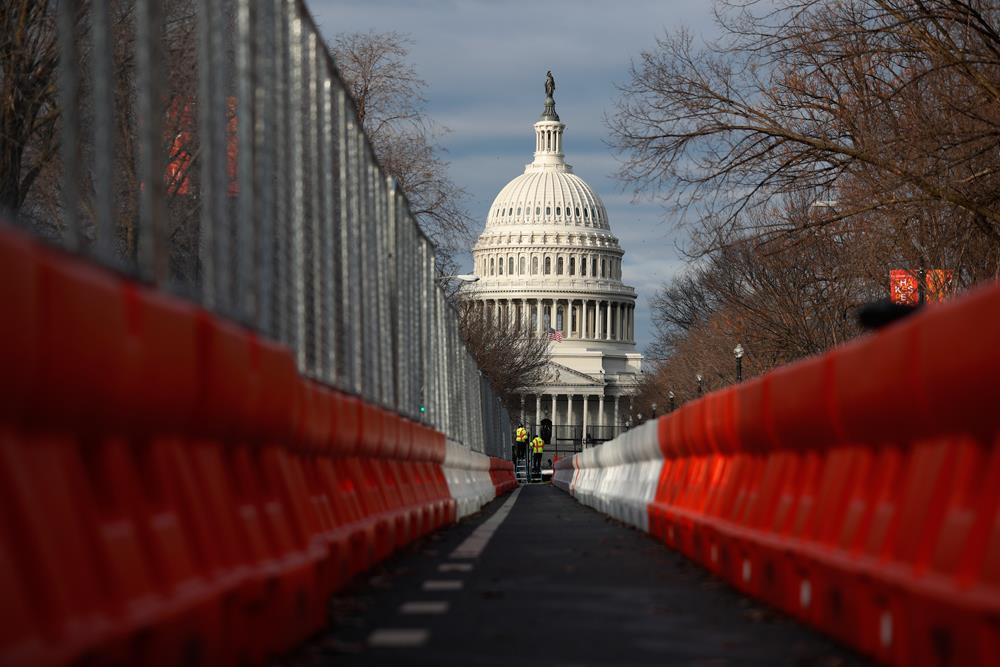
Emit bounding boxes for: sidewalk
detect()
[281,485,871,666]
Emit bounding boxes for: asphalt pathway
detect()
[279,484,871,667]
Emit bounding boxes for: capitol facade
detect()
[463,77,642,453]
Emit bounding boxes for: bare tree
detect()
[0,1,60,217]
[610,0,1000,250]
[616,1,1000,410]
[332,31,473,274]
[456,300,550,411]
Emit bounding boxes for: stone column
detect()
[566,394,573,445]
[598,394,605,430]
[551,393,558,444]
[520,395,525,425]
[581,394,588,446]
[617,302,623,341]
[536,299,543,335]
[595,301,602,339]
[613,396,619,435]
[535,394,542,432]
[605,300,612,340]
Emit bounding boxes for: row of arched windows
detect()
[494,204,602,224]
[478,252,623,280]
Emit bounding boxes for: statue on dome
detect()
[545,70,555,99]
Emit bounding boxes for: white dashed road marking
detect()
[450,487,522,559]
[422,579,463,591]
[368,629,430,648]
[399,601,450,615]
[438,562,473,573]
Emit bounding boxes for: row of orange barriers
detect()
[0,225,509,665]
[647,281,1000,665]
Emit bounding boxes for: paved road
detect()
[279,484,871,667]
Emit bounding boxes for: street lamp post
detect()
[651,402,657,418]
[668,390,675,412]
[696,373,703,397]
[734,343,744,382]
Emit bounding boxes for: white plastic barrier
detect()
[552,456,575,491]
[558,420,663,532]
[443,440,498,519]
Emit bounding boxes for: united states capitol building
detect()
[463,75,642,453]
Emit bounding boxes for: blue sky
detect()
[310,0,720,352]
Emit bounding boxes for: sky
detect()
[310,0,721,352]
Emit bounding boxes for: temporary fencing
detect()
[8,0,513,458]
[554,281,1000,667]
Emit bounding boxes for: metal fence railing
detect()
[18,0,511,456]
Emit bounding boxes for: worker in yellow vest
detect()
[514,424,529,464]
[530,434,544,476]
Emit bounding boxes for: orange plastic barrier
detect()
[488,457,517,495]
[0,225,470,665]
[647,281,1000,666]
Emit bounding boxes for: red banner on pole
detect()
[889,269,953,304]
[890,269,919,305]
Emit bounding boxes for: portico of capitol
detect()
[463,74,643,454]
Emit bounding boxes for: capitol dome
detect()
[464,73,642,453]
[485,162,610,232]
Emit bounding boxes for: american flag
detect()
[546,327,564,342]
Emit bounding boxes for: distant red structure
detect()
[165,97,239,197]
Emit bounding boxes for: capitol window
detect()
[498,259,503,275]
[545,206,551,215]
[569,257,575,275]
[508,257,514,275]
[531,257,539,274]
[557,257,564,274]
[544,257,551,275]
[536,207,540,215]
[581,257,587,275]
[519,257,526,274]
[575,207,580,217]
[601,258,606,277]
[490,257,495,274]
[517,207,521,215]
[556,206,561,216]
[584,208,589,219]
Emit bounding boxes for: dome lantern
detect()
[533,70,566,168]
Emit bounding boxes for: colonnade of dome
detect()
[472,296,635,343]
